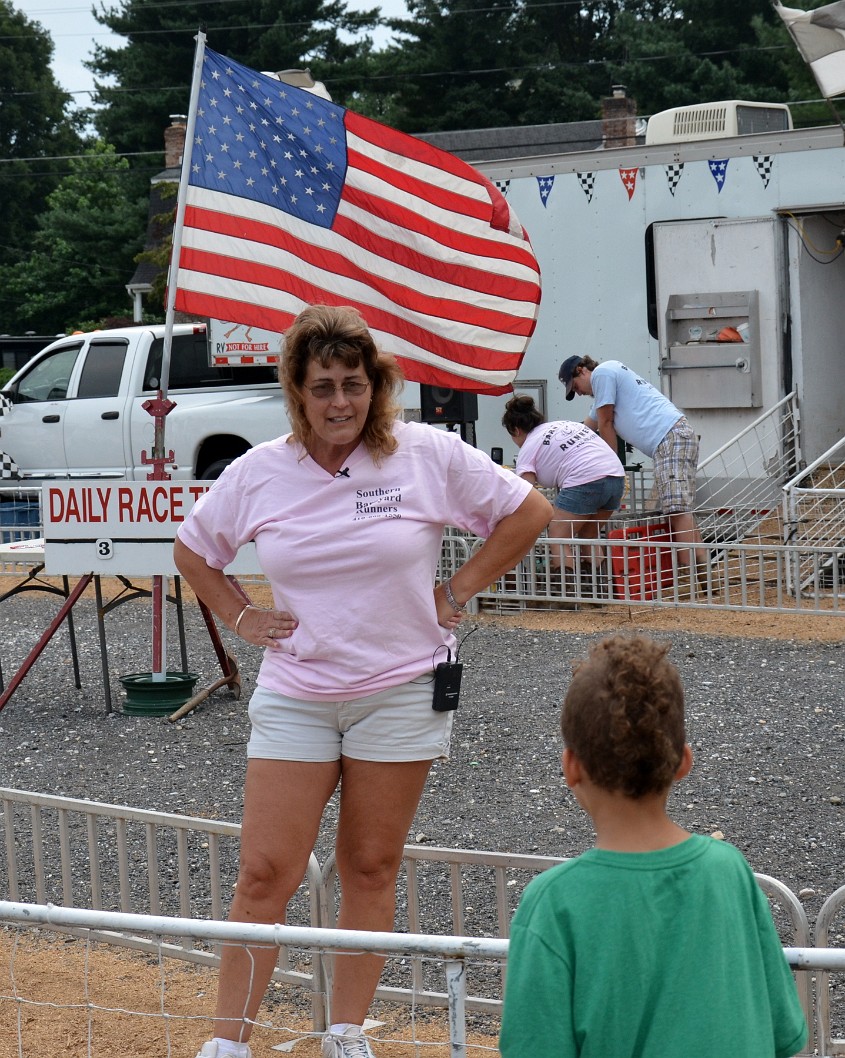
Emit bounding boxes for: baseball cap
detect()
[558,355,584,401]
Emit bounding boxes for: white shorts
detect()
[247,674,454,763]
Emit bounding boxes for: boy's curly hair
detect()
[561,634,685,798]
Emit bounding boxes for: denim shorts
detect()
[247,674,453,763]
[554,475,626,516]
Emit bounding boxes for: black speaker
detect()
[420,385,478,424]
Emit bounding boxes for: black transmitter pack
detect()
[432,659,463,711]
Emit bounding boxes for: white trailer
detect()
[456,115,845,470]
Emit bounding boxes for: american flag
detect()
[173,46,541,394]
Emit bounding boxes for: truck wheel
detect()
[200,458,235,480]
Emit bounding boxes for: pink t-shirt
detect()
[177,420,532,700]
[515,420,624,490]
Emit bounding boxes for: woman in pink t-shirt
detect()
[502,394,625,592]
[175,305,552,1058]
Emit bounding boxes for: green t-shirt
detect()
[500,834,807,1058]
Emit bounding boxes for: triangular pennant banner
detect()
[576,172,596,202]
[494,179,510,197]
[619,167,638,200]
[665,163,684,196]
[708,158,730,192]
[753,155,774,188]
[0,393,12,418]
[537,176,555,206]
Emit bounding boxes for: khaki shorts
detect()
[652,418,699,514]
[247,674,453,763]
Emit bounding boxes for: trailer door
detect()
[652,216,785,458]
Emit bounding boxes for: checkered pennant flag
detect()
[576,172,596,202]
[0,450,20,480]
[753,155,774,189]
[494,179,510,197]
[0,392,12,418]
[665,163,684,196]
[536,175,555,207]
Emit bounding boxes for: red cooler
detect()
[608,524,674,600]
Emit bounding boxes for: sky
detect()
[15,1,122,103]
[14,1,406,106]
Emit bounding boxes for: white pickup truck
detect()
[0,323,288,480]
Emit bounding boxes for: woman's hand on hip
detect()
[434,585,464,630]
[237,605,298,647]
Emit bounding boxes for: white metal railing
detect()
[0,901,506,1058]
[694,391,801,547]
[0,787,327,1023]
[320,845,561,1014]
[0,893,840,1058]
[475,535,845,615]
[783,435,845,599]
[813,882,845,1055]
[1,787,843,1055]
[4,899,844,1058]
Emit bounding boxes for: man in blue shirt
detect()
[559,355,705,570]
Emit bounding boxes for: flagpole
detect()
[161,29,207,404]
[145,30,206,683]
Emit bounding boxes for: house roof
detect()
[415,120,604,164]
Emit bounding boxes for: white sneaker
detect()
[321,1025,376,1058]
[195,1043,252,1058]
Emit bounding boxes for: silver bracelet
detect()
[444,578,467,613]
[233,603,253,636]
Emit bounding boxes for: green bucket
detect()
[119,671,200,716]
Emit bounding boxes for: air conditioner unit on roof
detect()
[644,100,792,145]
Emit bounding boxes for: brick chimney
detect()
[601,86,637,148]
[164,114,187,169]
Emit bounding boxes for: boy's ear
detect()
[675,743,694,781]
[562,747,582,788]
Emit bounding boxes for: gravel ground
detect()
[1,589,844,935]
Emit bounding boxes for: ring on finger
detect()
[269,627,276,637]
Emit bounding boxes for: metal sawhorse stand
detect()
[0,568,234,714]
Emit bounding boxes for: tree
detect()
[89,0,381,169]
[355,0,525,133]
[358,0,827,134]
[0,141,147,333]
[750,8,831,128]
[0,2,86,272]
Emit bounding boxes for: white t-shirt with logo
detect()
[177,420,531,700]
[515,420,624,490]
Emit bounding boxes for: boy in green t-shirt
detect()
[500,634,807,1058]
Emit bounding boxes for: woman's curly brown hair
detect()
[562,634,685,798]
[280,304,403,463]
